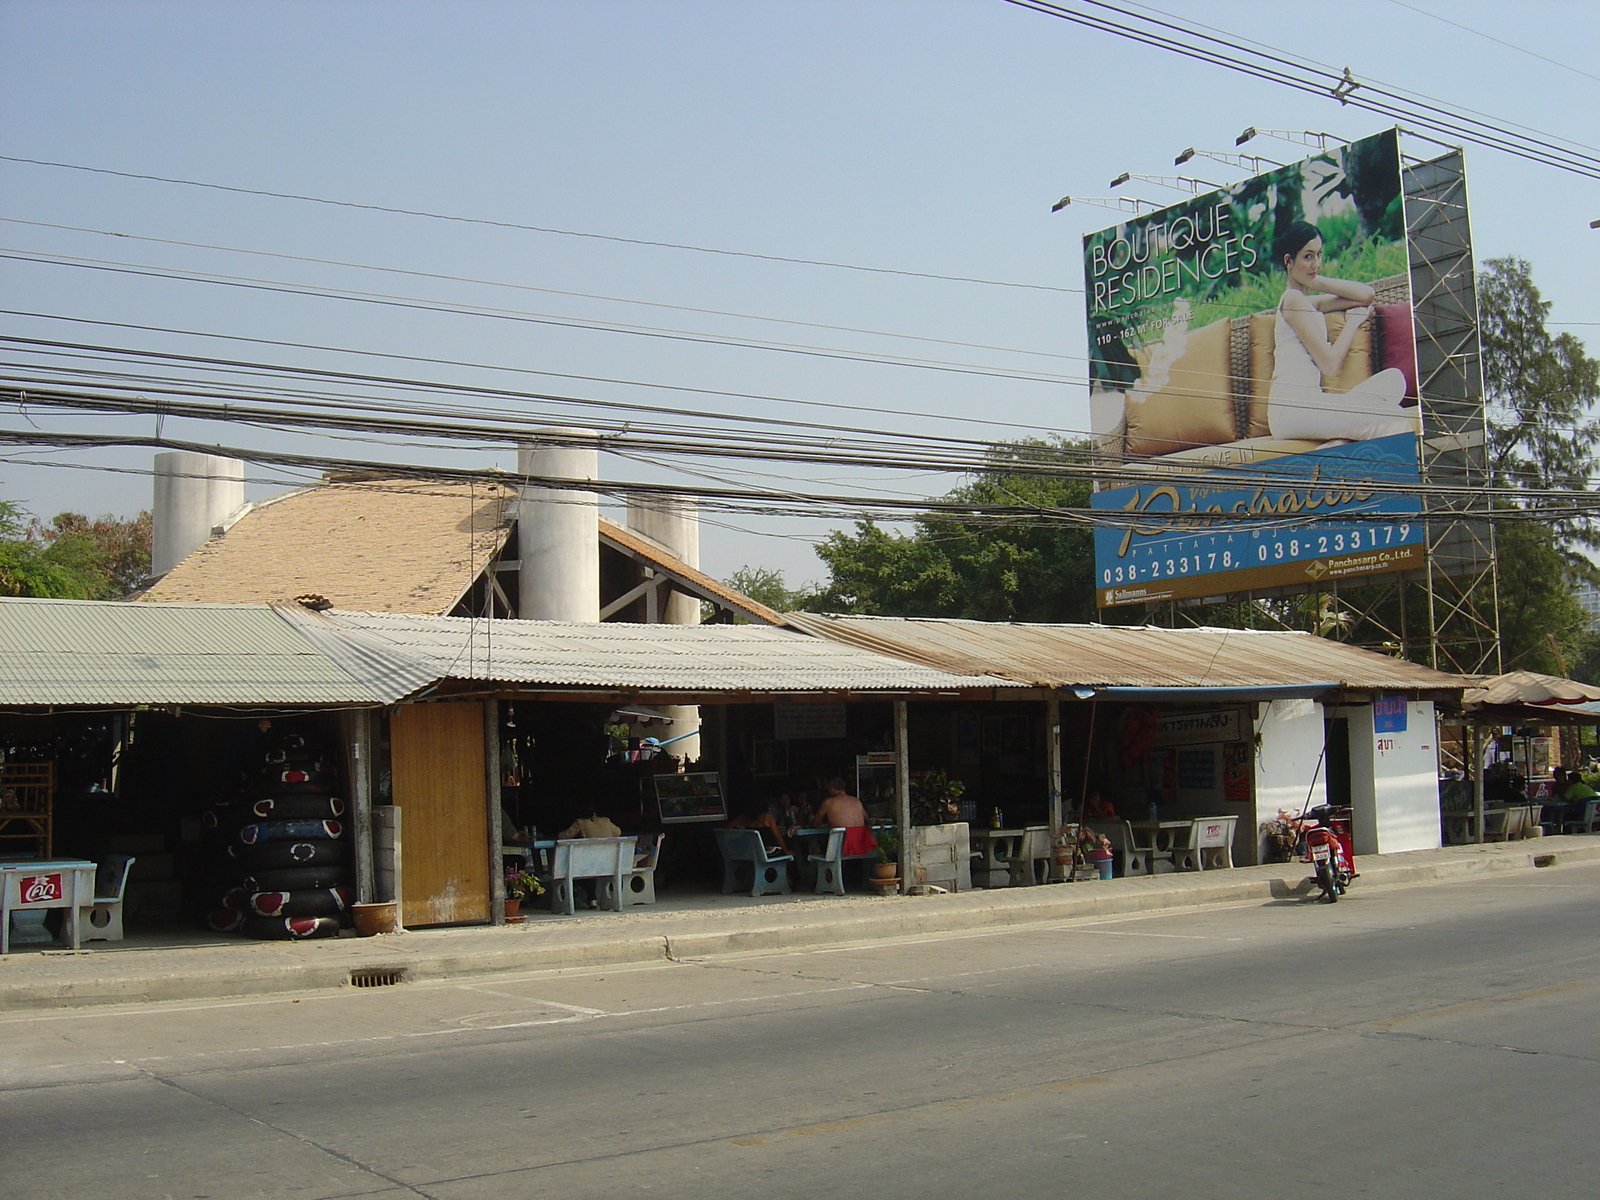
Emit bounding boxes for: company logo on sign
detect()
[19,873,63,904]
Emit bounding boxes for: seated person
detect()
[814,778,877,857]
[559,810,622,840]
[1561,769,1598,805]
[1084,791,1116,820]
[557,809,624,908]
[727,800,790,856]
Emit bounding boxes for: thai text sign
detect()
[1153,708,1243,746]
[1373,694,1408,733]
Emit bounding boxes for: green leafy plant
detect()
[909,768,966,826]
[504,868,544,901]
[874,824,899,864]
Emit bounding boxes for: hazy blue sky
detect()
[2,0,1596,585]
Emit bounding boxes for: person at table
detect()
[727,799,791,856]
[1553,767,1598,827]
[814,778,877,857]
[1084,791,1116,820]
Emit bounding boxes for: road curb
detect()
[4,837,1597,1010]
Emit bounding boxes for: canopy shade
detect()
[1462,670,1600,710]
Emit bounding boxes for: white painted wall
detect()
[1333,700,1441,855]
[1253,698,1326,863]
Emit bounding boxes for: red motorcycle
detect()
[1301,804,1356,903]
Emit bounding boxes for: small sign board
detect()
[651,772,728,825]
[15,873,64,906]
[773,698,847,740]
[1373,695,1408,734]
[1154,708,1243,747]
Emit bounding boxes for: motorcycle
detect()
[1301,804,1356,903]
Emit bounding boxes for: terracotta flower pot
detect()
[504,898,526,924]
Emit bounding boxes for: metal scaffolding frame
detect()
[1163,143,1500,673]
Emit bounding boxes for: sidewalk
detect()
[5,835,1597,1011]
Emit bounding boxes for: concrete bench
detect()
[548,836,635,915]
[714,828,793,897]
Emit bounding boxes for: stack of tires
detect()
[205,734,353,939]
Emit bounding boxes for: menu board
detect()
[651,772,727,824]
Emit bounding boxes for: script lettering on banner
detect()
[18,873,64,905]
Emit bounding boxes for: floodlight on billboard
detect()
[1086,128,1426,608]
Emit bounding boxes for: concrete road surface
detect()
[4,862,1598,1199]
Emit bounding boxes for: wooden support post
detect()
[485,698,505,923]
[345,709,376,905]
[895,700,911,894]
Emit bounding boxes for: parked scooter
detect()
[1301,804,1356,902]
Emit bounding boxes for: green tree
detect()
[1477,258,1600,675]
[0,502,151,599]
[809,438,1104,622]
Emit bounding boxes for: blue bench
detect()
[714,828,793,897]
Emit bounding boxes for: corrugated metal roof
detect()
[0,598,390,705]
[782,613,1466,693]
[320,610,1021,694]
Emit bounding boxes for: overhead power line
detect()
[1005,0,1600,181]
[0,154,1072,294]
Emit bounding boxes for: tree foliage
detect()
[807,438,1103,622]
[0,501,151,599]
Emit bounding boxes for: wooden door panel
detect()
[390,702,489,926]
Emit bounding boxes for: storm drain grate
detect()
[1534,854,1556,869]
[349,966,408,988]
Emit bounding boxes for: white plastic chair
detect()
[71,855,136,942]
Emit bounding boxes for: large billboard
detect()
[1086,129,1424,608]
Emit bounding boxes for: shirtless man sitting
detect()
[814,778,876,857]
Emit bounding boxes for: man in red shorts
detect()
[815,778,877,857]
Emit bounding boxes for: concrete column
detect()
[517,432,599,622]
[150,452,245,576]
[628,495,701,762]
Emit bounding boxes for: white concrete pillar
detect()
[627,495,701,762]
[151,452,245,576]
[516,432,599,622]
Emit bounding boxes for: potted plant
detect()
[871,825,900,883]
[1079,827,1115,879]
[910,769,965,826]
[1259,810,1309,864]
[503,867,544,922]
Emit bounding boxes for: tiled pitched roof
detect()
[138,478,514,614]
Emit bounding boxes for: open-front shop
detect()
[2,597,1470,954]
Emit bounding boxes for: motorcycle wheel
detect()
[1316,861,1339,903]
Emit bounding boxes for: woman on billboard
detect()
[1267,220,1416,442]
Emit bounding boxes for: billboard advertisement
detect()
[1086,129,1424,608]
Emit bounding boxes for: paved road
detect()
[5,863,1599,1199]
